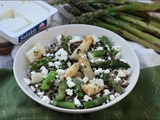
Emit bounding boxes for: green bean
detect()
[40,71,57,90]
[83,95,109,109]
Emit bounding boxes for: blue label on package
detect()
[18,20,47,43]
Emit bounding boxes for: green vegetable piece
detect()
[40,71,57,90]
[53,100,76,109]
[109,80,124,94]
[91,60,130,69]
[55,80,67,100]
[100,35,112,49]
[73,78,84,98]
[92,50,106,57]
[30,56,52,70]
[83,95,109,109]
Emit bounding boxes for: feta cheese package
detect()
[0,1,57,45]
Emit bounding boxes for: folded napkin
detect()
[0,66,160,120]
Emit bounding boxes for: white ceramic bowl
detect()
[13,24,140,114]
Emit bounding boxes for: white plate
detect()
[13,24,140,114]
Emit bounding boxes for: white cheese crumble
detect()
[54,61,61,69]
[96,46,103,51]
[40,66,48,76]
[114,52,121,60]
[112,44,121,51]
[37,91,45,98]
[84,95,92,101]
[104,69,110,74]
[94,68,104,76]
[114,76,121,83]
[30,86,35,92]
[114,92,120,97]
[23,78,31,85]
[69,36,83,43]
[83,76,89,83]
[65,89,73,96]
[103,89,111,95]
[90,78,104,87]
[56,69,65,76]
[55,48,68,61]
[74,96,81,107]
[117,69,126,77]
[48,62,54,66]
[109,95,115,101]
[41,96,50,104]
[92,35,100,44]
[66,77,75,88]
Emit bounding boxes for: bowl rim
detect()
[13,24,140,114]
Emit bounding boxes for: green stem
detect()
[90,20,160,53]
[102,16,160,47]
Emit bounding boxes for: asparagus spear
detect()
[90,60,130,69]
[71,2,160,24]
[101,16,160,47]
[55,80,67,100]
[30,56,52,70]
[41,71,57,90]
[53,100,76,109]
[113,12,160,37]
[83,95,108,108]
[73,78,84,97]
[90,20,160,53]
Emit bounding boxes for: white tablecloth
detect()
[1,0,160,69]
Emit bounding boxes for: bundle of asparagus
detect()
[49,0,160,52]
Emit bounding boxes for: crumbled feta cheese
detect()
[84,95,92,101]
[118,69,126,77]
[83,76,89,83]
[30,86,35,92]
[48,62,54,66]
[40,66,48,76]
[66,77,75,88]
[54,61,61,69]
[69,36,83,43]
[104,69,110,74]
[92,35,100,44]
[90,78,104,87]
[23,78,31,85]
[114,76,121,82]
[96,46,103,51]
[65,89,73,96]
[103,89,111,95]
[94,68,104,75]
[37,91,45,98]
[42,96,50,104]
[67,61,71,67]
[90,60,95,63]
[112,45,121,51]
[55,48,68,61]
[120,59,127,63]
[114,52,121,60]
[74,96,81,107]
[56,35,62,46]
[109,95,115,101]
[108,56,111,60]
[35,84,39,88]
[56,69,65,76]
[123,69,131,76]
[114,92,120,97]
[95,58,105,62]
